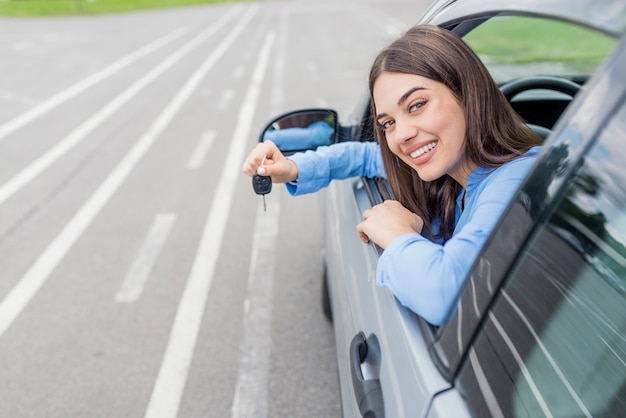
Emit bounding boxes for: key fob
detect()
[252,173,272,195]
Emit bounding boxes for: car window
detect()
[463,16,616,85]
[457,104,626,417]
[357,17,616,147]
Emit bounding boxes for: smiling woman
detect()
[0,0,247,17]
[242,25,544,326]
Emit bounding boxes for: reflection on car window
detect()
[458,106,626,417]
[463,16,616,84]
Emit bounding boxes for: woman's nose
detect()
[392,118,418,144]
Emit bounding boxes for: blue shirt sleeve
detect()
[376,147,540,325]
[285,141,385,195]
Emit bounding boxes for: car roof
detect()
[421,0,626,38]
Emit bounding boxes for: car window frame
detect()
[455,88,626,416]
[435,29,626,381]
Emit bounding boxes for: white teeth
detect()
[409,142,436,159]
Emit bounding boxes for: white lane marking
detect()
[0,7,244,340]
[115,213,177,303]
[231,197,281,418]
[144,24,274,418]
[11,41,34,51]
[0,28,186,142]
[186,130,215,170]
[217,89,235,111]
[0,12,236,208]
[232,65,245,80]
[43,33,62,43]
[231,11,287,416]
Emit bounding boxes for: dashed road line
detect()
[115,213,177,303]
[186,130,215,170]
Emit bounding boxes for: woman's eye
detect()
[378,120,394,131]
[408,100,427,112]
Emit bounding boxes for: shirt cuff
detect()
[283,153,329,196]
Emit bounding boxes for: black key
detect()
[252,173,272,211]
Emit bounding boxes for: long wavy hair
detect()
[368,25,542,241]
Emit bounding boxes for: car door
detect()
[325,6,624,417]
[454,86,626,418]
[433,30,626,417]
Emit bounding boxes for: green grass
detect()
[464,17,615,64]
[0,0,249,17]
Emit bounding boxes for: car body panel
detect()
[323,177,451,417]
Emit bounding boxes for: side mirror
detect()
[259,108,338,155]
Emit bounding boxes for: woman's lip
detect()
[406,140,438,159]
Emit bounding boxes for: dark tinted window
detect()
[458,105,626,417]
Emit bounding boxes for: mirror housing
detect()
[259,108,338,155]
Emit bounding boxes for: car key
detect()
[253,173,272,211]
[252,156,272,211]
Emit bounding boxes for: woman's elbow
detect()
[399,295,450,326]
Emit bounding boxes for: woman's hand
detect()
[241,140,298,183]
[357,200,424,249]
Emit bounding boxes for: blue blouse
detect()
[287,141,541,325]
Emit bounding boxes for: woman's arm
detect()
[286,141,385,195]
[374,150,539,325]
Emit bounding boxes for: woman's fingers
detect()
[242,141,298,183]
[357,201,423,249]
[242,142,277,176]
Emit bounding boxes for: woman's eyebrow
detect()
[398,86,425,106]
[376,86,426,120]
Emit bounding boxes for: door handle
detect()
[350,332,385,417]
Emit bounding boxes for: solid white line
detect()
[0,7,245,340]
[0,10,239,208]
[115,213,177,303]
[231,198,281,418]
[186,130,215,170]
[143,24,274,418]
[0,28,186,142]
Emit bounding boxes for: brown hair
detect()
[368,25,542,241]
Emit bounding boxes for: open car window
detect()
[463,16,616,85]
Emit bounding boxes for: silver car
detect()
[257,0,626,416]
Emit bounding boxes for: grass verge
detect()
[0,0,248,17]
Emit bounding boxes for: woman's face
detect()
[373,71,473,187]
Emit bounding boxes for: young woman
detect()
[242,25,543,325]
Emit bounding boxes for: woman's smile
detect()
[407,140,437,160]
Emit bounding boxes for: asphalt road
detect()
[0,1,426,416]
